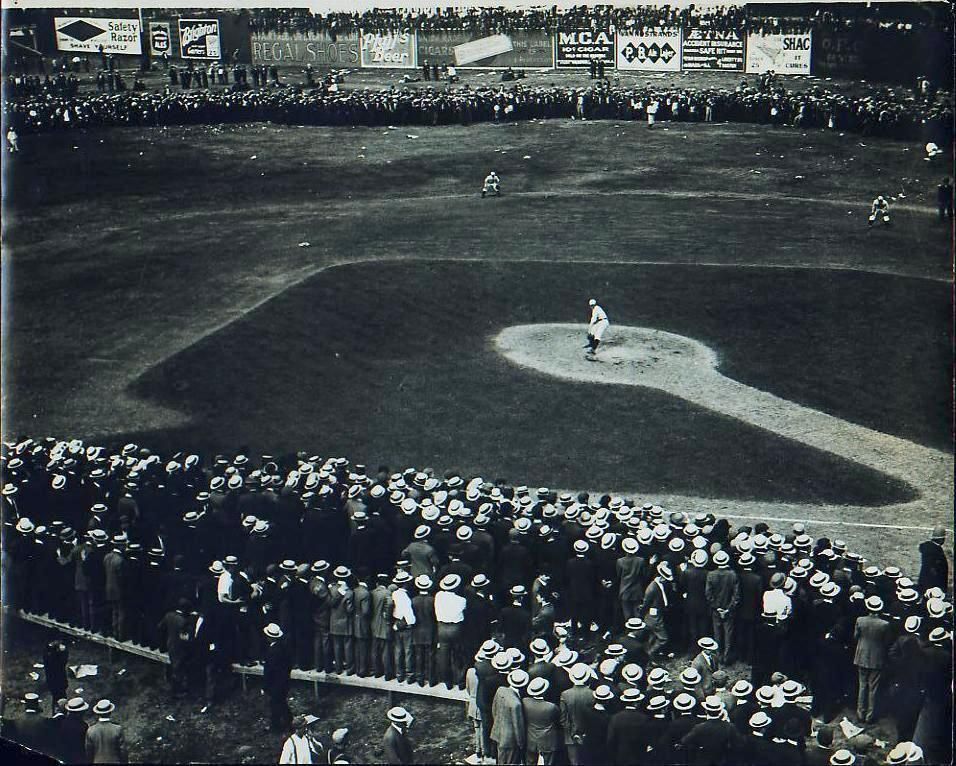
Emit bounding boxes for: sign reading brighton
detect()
[616,32,681,71]
[178,19,221,60]
[555,29,614,67]
[148,22,171,56]
[746,33,812,74]
[681,29,744,71]
[360,30,416,68]
[55,17,142,55]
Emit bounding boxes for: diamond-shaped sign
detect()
[58,19,105,43]
[660,43,676,63]
[648,43,661,62]
[622,43,638,63]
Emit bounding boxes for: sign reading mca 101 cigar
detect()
[55,17,142,55]
[179,19,221,60]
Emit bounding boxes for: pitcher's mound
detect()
[494,323,719,388]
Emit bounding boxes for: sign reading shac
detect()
[360,30,416,68]
[555,29,614,67]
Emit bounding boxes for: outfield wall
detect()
[3,8,951,83]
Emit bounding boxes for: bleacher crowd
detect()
[247,4,947,37]
[3,75,952,144]
[1,437,952,765]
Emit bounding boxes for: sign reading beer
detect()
[555,28,614,68]
[179,18,221,60]
[55,16,142,55]
[417,30,553,68]
[616,31,681,71]
[681,29,744,71]
[360,30,416,69]
[148,22,171,56]
[746,32,812,74]
[252,33,360,66]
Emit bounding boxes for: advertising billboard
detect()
[555,29,614,68]
[616,31,681,71]
[55,16,141,55]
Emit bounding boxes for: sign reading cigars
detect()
[681,29,744,71]
[416,30,552,68]
[55,16,142,55]
[555,28,614,67]
[179,18,221,60]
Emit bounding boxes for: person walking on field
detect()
[585,299,609,360]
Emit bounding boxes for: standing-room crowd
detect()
[3,77,952,145]
[0,437,951,764]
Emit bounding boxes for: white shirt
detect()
[217,570,233,603]
[434,591,467,624]
[279,733,316,764]
[392,587,416,626]
[762,589,792,620]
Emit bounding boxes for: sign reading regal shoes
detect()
[745,32,812,74]
[616,31,681,71]
[360,30,416,68]
[55,17,142,55]
[179,19,221,60]
[555,29,614,67]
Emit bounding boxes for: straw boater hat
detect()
[749,711,772,730]
[387,706,413,725]
[93,699,115,717]
[66,697,89,713]
[527,677,549,698]
[263,623,283,639]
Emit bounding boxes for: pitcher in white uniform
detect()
[585,298,609,360]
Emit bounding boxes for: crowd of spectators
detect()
[247,4,948,37]
[4,75,951,144]
[1,437,952,765]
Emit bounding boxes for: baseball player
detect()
[868,195,891,227]
[481,171,500,198]
[585,299,609,360]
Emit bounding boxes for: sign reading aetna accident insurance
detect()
[746,32,812,74]
[252,32,360,66]
[616,31,681,71]
[360,30,416,68]
[417,30,552,68]
[555,29,614,68]
[179,19,221,60]
[55,17,142,55]
[148,22,171,56]
[681,29,744,70]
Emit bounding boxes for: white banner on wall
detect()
[55,17,141,55]
[745,32,812,74]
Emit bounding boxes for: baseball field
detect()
[2,68,953,761]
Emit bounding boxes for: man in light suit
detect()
[853,596,893,724]
[85,699,127,764]
[491,668,528,765]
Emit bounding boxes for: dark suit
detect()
[917,540,948,591]
[681,719,746,766]
[263,639,292,732]
[523,697,561,764]
[617,555,649,620]
[559,685,592,765]
[383,725,414,765]
[61,713,89,764]
[607,708,655,765]
[853,614,893,722]
[85,719,127,763]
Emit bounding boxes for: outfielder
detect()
[585,298,609,360]
[481,171,500,198]
[868,195,891,226]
